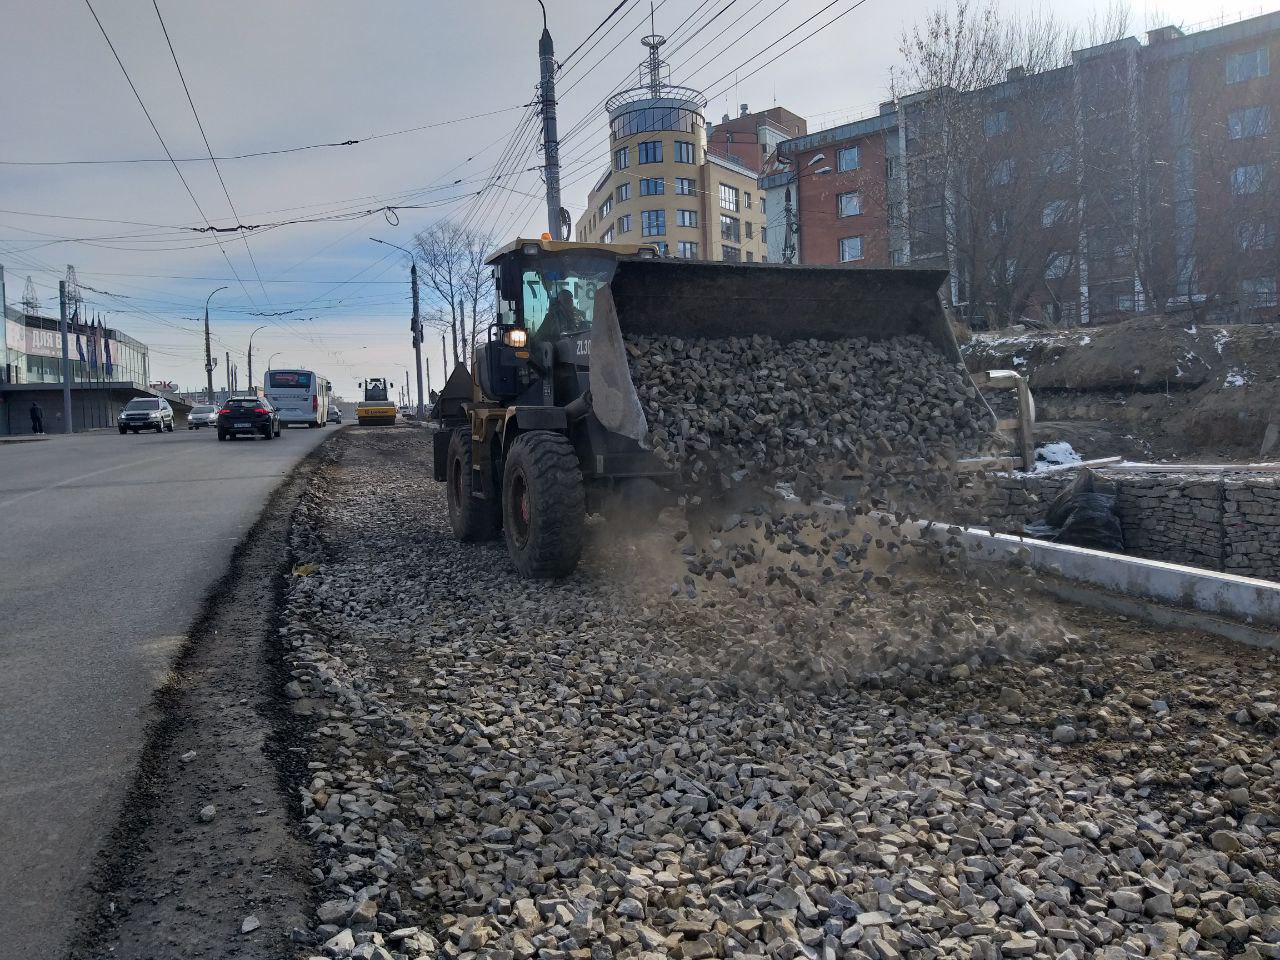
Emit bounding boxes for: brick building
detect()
[706,104,807,173]
[772,11,1280,326]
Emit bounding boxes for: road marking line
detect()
[0,453,174,509]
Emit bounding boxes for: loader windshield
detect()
[521,250,616,341]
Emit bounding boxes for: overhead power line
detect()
[81,0,258,306]
[0,105,527,166]
[152,0,269,303]
[558,0,638,74]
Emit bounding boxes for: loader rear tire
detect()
[447,427,500,542]
[502,431,585,579]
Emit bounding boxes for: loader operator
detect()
[541,287,588,340]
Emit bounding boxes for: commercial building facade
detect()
[573,32,769,263]
[770,11,1280,327]
[0,267,159,434]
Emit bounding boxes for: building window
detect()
[838,191,862,217]
[1226,48,1270,84]
[618,213,632,234]
[745,221,753,239]
[761,226,767,244]
[638,140,662,163]
[641,209,666,236]
[676,209,698,227]
[599,196,613,218]
[616,182,631,203]
[721,245,741,262]
[984,111,1009,137]
[989,159,1014,186]
[1232,164,1263,196]
[602,226,615,243]
[639,177,665,196]
[615,147,629,170]
[1235,220,1276,250]
[1244,277,1278,307]
[1041,199,1070,227]
[760,196,766,214]
[891,249,907,266]
[653,241,669,255]
[1045,253,1071,279]
[836,146,860,171]
[1228,105,1270,140]
[839,236,864,262]
[1045,146,1071,175]
[746,251,754,262]
[720,214,740,242]
[674,140,695,163]
[678,240,699,258]
[744,191,753,209]
[675,177,696,196]
[719,183,740,211]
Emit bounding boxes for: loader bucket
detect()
[608,259,962,364]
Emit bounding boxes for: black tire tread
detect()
[447,427,500,542]
[502,431,585,579]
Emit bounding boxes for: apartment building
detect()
[573,31,770,263]
[706,104,807,173]
[774,11,1280,326]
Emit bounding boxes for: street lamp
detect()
[266,351,282,374]
[204,285,228,402]
[370,237,424,419]
[246,324,269,392]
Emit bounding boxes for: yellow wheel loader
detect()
[431,238,974,579]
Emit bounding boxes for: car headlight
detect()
[149,412,161,418]
[502,327,529,348]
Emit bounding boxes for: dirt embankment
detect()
[962,317,1280,460]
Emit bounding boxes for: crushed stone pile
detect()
[280,430,1280,960]
[627,334,994,487]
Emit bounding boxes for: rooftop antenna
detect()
[22,276,39,317]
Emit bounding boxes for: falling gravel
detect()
[279,428,1280,960]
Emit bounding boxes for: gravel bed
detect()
[280,429,1279,960]
[626,335,994,488]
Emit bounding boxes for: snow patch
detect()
[1223,367,1251,387]
[1078,335,1092,345]
[1034,441,1083,472]
[1012,355,1027,367]
[1214,329,1231,355]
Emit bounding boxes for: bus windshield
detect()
[520,251,617,340]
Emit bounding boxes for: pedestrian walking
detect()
[29,400,44,435]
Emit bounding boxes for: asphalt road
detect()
[0,423,336,957]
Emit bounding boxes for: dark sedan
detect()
[217,396,281,441]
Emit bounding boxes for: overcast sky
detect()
[2,0,1271,397]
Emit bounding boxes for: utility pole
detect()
[204,286,227,403]
[537,0,563,238]
[783,185,796,264]
[226,351,232,397]
[411,261,423,418]
[59,281,73,433]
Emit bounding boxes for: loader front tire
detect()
[502,431,585,579]
[447,428,500,542]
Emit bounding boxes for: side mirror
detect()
[497,255,522,302]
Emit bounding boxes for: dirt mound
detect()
[964,318,1280,456]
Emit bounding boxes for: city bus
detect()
[263,369,330,428]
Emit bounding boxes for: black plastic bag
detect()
[1033,469,1125,551]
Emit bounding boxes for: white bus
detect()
[264,369,330,428]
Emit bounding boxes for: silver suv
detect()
[118,397,175,434]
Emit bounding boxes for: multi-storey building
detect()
[573,31,770,263]
[771,11,1280,326]
[707,104,807,173]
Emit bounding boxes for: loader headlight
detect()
[503,328,529,348]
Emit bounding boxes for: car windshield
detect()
[226,398,263,408]
[268,371,311,389]
[124,399,159,411]
[191,405,216,414]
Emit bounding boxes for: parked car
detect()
[187,403,219,429]
[118,397,175,434]
[327,407,343,424]
[217,396,281,441]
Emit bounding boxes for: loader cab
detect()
[481,239,659,404]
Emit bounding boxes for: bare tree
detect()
[413,222,501,366]
[894,0,1130,327]
[460,231,496,362]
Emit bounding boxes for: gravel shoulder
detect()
[279,427,1279,960]
[68,435,335,959]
